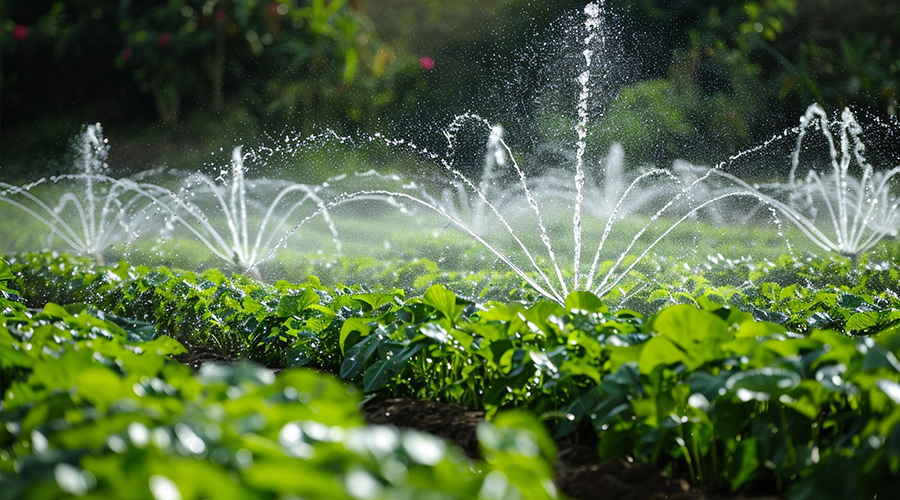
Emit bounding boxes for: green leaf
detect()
[362,344,423,392]
[422,284,459,320]
[500,348,529,377]
[863,344,900,373]
[529,350,558,377]
[352,292,398,311]
[837,292,870,310]
[725,367,800,401]
[638,336,686,374]
[103,313,157,342]
[419,322,451,344]
[564,291,607,313]
[845,312,880,333]
[735,320,786,338]
[342,47,358,82]
[276,289,320,317]
[477,410,556,464]
[340,317,374,354]
[815,364,848,393]
[727,436,759,491]
[876,379,900,404]
[0,259,14,282]
[39,303,71,320]
[340,333,381,379]
[651,304,730,344]
[640,305,732,372]
[807,312,837,330]
[751,307,790,325]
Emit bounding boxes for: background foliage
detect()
[1,0,898,173]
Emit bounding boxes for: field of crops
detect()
[3,241,900,499]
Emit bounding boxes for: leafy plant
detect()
[0,266,561,499]
[8,249,900,497]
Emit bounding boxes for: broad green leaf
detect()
[529,350,558,377]
[419,322,451,344]
[845,311,880,333]
[601,363,644,397]
[0,259,14,282]
[876,378,900,404]
[807,312,837,330]
[651,304,730,344]
[837,292,870,310]
[351,292,398,311]
[362,344,423,392]
[142,335,187,356]
[735,320,786,338]
[643,305,733,371]
[688,370,729,401]
[591,397,631,429]
[725,367,800,401]
[727,436,759,491]
[448,327,474,351]
[422,284,459,320]
[564,291,606,313]
[276,289,320,317]
[606,344,642,374]
[780,284,799,301]
[39,302,71,320]
[862,344,900,373]
[340,333,381,379]
[815,364,848,393]
[751,307,790,325]
[339,317,374,354]
[104,313,157,342]
[518,301,565,334]
[499,348,529,377]
[637,336,685,374]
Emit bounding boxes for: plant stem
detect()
[677,427,697,483]
[778,405,799,476]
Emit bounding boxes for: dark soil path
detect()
[362,397,777,500]
[175,346,776,500]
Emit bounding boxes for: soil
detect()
[362,397,484,458]
[362,397,778,500]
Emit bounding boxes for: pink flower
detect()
[12,25,28,41]
[419,56,434,70]
[212,10,226,22]
[268,2,280,15]
[158,33,171,47]
[121,48,133,61]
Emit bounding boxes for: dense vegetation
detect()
[0,256,561,499]
[4,250,900,498]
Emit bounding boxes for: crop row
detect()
[0,258,561,499]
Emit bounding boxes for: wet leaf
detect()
[564,291,606,313]
[725,367,800,401]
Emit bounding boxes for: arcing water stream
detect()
[1,3,898,304]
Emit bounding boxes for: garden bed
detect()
[4,251,900,498]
